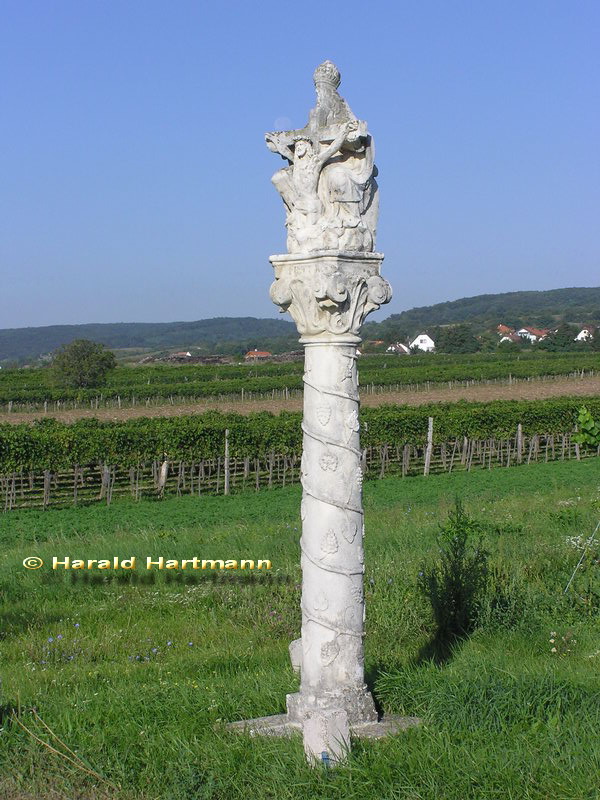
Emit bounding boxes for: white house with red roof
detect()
[516,326,550,342]
[245,349,272,361]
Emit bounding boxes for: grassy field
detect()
[1,460,599,799]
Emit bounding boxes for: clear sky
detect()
[1,0,598,328]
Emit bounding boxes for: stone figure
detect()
[265,61,379,254]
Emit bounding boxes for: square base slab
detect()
[227,713,421,739]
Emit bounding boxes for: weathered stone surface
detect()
[303,709,350,764]
[226,714,421,739]
[270,252,391,342]
[266,61,379,255]
[289,638,302,674]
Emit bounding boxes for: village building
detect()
[516,326,550,342]
[244,349,272,361]
[496,324,514,335]
[386,342,411,355]
[575,326,595,341]
[409,333,435,352]
[499,333,522,344]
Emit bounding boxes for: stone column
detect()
[228,61,421,760]
[269,251,391,729]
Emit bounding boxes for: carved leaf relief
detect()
[321,530,339,554]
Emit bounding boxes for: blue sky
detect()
[1,0,598,328]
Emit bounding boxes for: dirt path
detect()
[1,374,598,425]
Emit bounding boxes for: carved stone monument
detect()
[229,61,419,764]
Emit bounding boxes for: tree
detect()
[497,338,522,353]
[52,339,116,388]
[435,324,481,354]
[537,323,580,352]
[478,331,500,353]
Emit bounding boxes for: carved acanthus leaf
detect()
[270,254,391,339]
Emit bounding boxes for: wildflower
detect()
[151,648,158,654]
[551,647,557,653]
[167,641,173,646]
[47,637,54,643]
[549,639,555,644]
[57,634,63,640]
[74,623,80,628]
[188,642,193,647]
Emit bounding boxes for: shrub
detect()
[573,406,600,449]
[418,499,490,651]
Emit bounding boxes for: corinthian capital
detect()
[270,251,392,342]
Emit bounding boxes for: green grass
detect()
[1,460,599,799]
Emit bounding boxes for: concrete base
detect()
[227,713,421,739]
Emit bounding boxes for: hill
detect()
[0,317,297,364]
[2,287,598,364]
[362,287,600,340]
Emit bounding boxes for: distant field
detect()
[0,351,598,416]
[1,460,599,799]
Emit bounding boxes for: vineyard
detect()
[1,351,598,410]
[2,397,599,509]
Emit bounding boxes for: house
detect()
[499,333,522,344]
[245,349,272,361]
[516,327,550,342]
[497,324,514,335]
[171,351,192,358]
[409,333,435,352]
[575,326,595,341]
[386,342,411,355]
